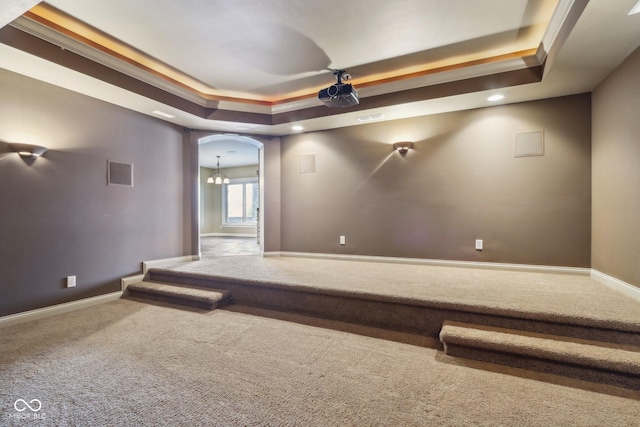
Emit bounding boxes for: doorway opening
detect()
[198,134,264,258]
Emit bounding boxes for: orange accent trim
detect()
[271,49,539,105]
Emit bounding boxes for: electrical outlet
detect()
[475,240,483,251]
[340,235,346,245]
[66,275,76,288]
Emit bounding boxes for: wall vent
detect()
[299,154,316,174]
[107,161,134,187]
[514,130,544,158]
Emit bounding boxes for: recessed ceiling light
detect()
[152,110,175,119]
[629,0,640,15]
[357,113,385,123]
[291,125,304,131]
[487,94,504,102]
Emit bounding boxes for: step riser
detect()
[443,343,640,390]
[152,270,444,336]
[128,289,230,311]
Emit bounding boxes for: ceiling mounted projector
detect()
[318,69,359,107]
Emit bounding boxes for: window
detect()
[222,178,259,226]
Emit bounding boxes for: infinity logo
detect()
[14,399,42,412]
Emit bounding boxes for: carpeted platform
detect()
[166,256,640,329]
[144,255,640,388]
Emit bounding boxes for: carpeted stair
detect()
[439,321,640,389]
[127,281,232,310]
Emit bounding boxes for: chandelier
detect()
[207,155,230,185]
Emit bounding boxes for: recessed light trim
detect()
[487,94,505,102]
[357,113,385,123]
[629,0,640,15]
[152,110,175,119]
[291,125,304,131]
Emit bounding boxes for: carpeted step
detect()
[127,281,232,310]
[439,321,640,389]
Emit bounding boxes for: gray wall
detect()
[0,69,186,317]
[592,46,640,288]
[281,94,592,267]
[262,137,282,253]
[200,164,259,235]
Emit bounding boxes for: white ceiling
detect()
[0,0,39,28]
[2,0,640,168]
[199,135,260,169]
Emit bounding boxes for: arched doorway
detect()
[198,134,264,257]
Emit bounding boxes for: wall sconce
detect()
[9,143,49,159]
[393,141,414,155]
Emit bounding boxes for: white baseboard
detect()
[591,269,640,301]
[265,251,591,276]
[118,255,201,291]
[0,291,123,329]
[1,255,201,327]
[121,274,145,291]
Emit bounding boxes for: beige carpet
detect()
[171,256,640,330]
[1,299,639,426]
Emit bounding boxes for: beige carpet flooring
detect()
[171,256,640,330]
[1,299,639,426]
